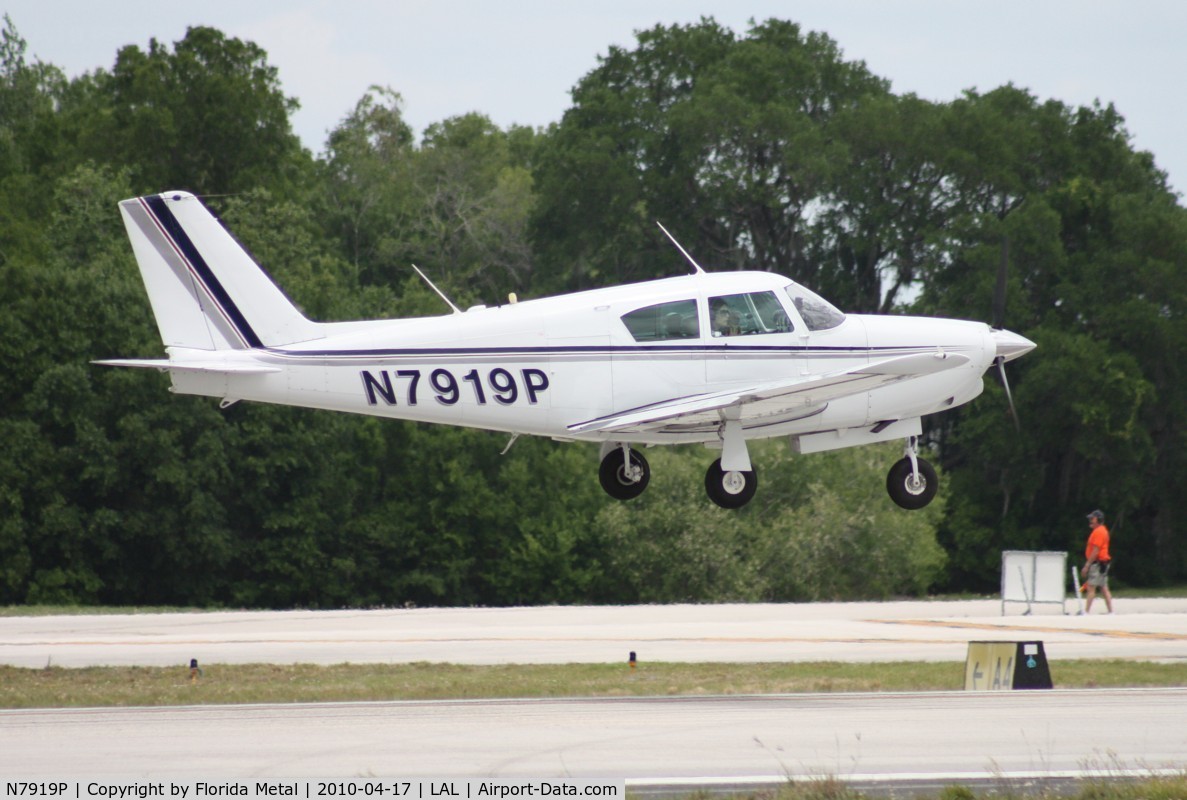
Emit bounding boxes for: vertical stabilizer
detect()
[119,191,323,350]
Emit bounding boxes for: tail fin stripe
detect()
[141,195,264,349]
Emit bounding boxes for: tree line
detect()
[1,16,1183,607]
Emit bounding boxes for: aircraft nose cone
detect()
[991,328,1036,363]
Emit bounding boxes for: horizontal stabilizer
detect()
[92,358,280,374]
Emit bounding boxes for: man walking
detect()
[1080,509,1114,614]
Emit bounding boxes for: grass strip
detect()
[693,775,1187,800]
[2,659,1186,709]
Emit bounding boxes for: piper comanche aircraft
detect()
[98,191,1035,509]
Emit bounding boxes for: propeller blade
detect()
[996,355,1021,432]
[992,235,1008,330]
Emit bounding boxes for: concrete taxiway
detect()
[1,597,1186,668]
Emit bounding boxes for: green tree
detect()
[913,88,1182,587]
[410,114,538,298]
[531,18,890,298]
[810,93,951,312]
[0,22,325,604]
[59,25,309,195]
[320,88,539,305]
[0,163,239,604]
[592,442,946,602]
[319,86,418,287]
[0,15,67,267]
[8,15,1187,607]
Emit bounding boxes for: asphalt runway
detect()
[3,690,1186,784]
[3,599,1187,788]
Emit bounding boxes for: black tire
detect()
[704,458,758,509]
[599,448,650,500]
[886,456,938,510]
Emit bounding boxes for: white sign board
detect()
[1001,550,1068,615]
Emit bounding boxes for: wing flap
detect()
[569,351,969,434]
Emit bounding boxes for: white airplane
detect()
[97,191,1035,509]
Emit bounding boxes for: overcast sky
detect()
[6,1,1185,198]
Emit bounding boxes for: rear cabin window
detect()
[621,299,699,342]
[709,291,793,337]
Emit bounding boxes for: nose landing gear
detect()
[704,459,758,509]
[886,436,938,510]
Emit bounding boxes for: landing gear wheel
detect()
[704,458,758,509]
[886,456,938,510]
[599,448,650,500]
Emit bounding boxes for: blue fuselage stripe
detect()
[264,344,930,360]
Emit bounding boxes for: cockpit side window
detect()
[709,291,793,337]
[784,284,846,331]
[620,299,699,342]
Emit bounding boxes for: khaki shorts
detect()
[1087,561,1110,588]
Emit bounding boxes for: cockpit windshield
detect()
[784,283,846,331]
[709,291,792,337]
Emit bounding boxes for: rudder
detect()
[119,191,323,350]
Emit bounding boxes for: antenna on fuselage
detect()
[411,264,462,315]
[656,221,706,275]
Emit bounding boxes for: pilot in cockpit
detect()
[711,300,739,337]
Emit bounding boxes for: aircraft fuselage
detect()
[164,271,997,450]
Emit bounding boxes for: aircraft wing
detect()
[568,351,970,435]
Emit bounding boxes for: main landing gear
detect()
[598,445,650,500]
[886,436,938,510]
[598,442,759,509]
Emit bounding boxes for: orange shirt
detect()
[1085,524,1111,563]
